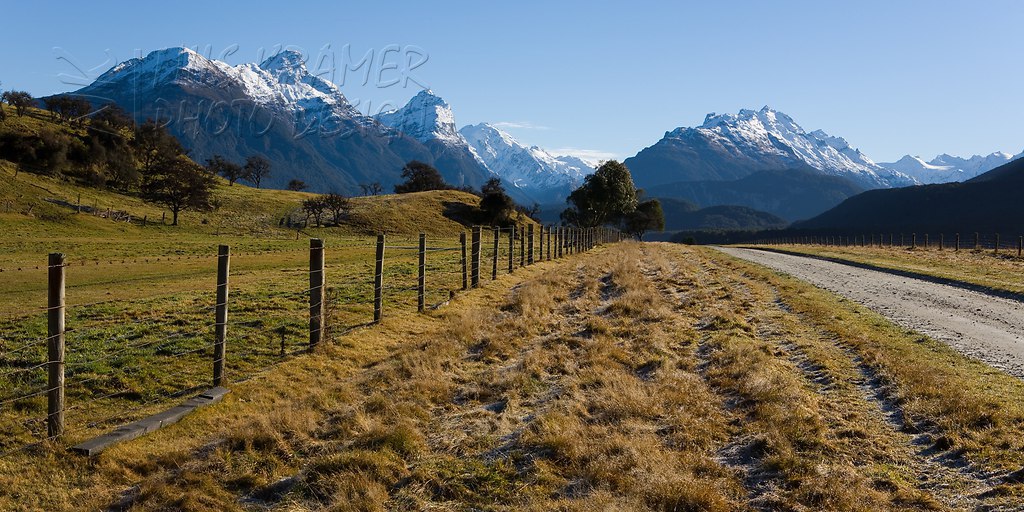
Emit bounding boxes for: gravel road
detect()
[716,247,1024,379]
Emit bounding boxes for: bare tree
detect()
[322,193,350,225]
[206,155,244,186]
[244,155,272,188]
[301,196,327,227]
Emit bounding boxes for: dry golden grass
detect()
[758,243,1024,296]
[3,241,1024,510]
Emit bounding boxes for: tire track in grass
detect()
[751,280,1000,511]
[642,249,779,509]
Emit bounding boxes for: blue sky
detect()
[1,0,1021,162]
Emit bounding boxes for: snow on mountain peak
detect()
[680,107,911,188]
[375,89,463,146]
[460,123,593,199]
[881,150,1022,184]
[84,46,364,124]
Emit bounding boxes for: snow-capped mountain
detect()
[374,90,492,189]
[377,90,464,146]
[460,123,593,203]
[879,152,1022,184]
[626,106,914,191]
[70,47,493,193]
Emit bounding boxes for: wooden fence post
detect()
[374,234,385,323]
[508,226,515,274]
[939,234,944,250]
[912,233,916,249]
[995,234,1000,255]
[955,233,960,252]
[547,227,552,260]
[417,233,425,312]
[1019,236,1022,258]
[527,224,535,265]
[309,239,325,348]
[213,245,230,386]
[975,232,980,250]
[924,234,929,249]
[519,226,526,267]
[47,253,65,438]
[537,226,543,264]
[460,232,468,290]
[492,228,499,280]
[471,226,481,288]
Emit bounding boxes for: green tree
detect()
[134,119,184,175]
[1,90,34,116]
[622,199,665,239]
[206,154,244,186]
[244,155,271,188]
[86,104,137,189]
[479,177,515,224]
[394,160,448,193]
[43,96,92,125]
[142,155,218,225]
[561,160,638,227]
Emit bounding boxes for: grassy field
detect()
[0,164,544,465]
[744,243,1024,296]
[1,241,1023,510]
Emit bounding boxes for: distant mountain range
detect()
[877,152,1021,184]
[63,47,1020,227]
[69,47,593,202]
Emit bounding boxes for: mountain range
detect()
[64,47,1020,227]
[877,152,1021,184]
[69,47,592,204]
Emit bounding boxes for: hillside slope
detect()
[794,157,1024,233]
[655,167,863,222]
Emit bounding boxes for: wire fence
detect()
[750,231,1024,257]
[0,225,624,458]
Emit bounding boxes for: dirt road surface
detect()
[716,247,1024,379]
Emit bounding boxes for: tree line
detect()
[0,88,278,225]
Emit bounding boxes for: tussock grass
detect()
[761,243,1024,296]
[5,240,1024,510]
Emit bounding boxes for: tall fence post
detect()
[1018,236,1022,258]
[471,226,481,288]
[547,226,552,260]
[924,234,929,249]
[955,233,960,252]
[47,253,66,438]
[492,227,499,280]
[556,227,562,258]
[537,226,543,264]
[527,224,535,265]
[309,239,325,349]
[975,232,980,250]
[417,233,425,312]
[939,233,944,250]
[460,232,468,290]
[519,226,525,267]
[508,226,515,274]
[995,233,1000,255]
[374,234,385,323]
[213,245,230,387]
